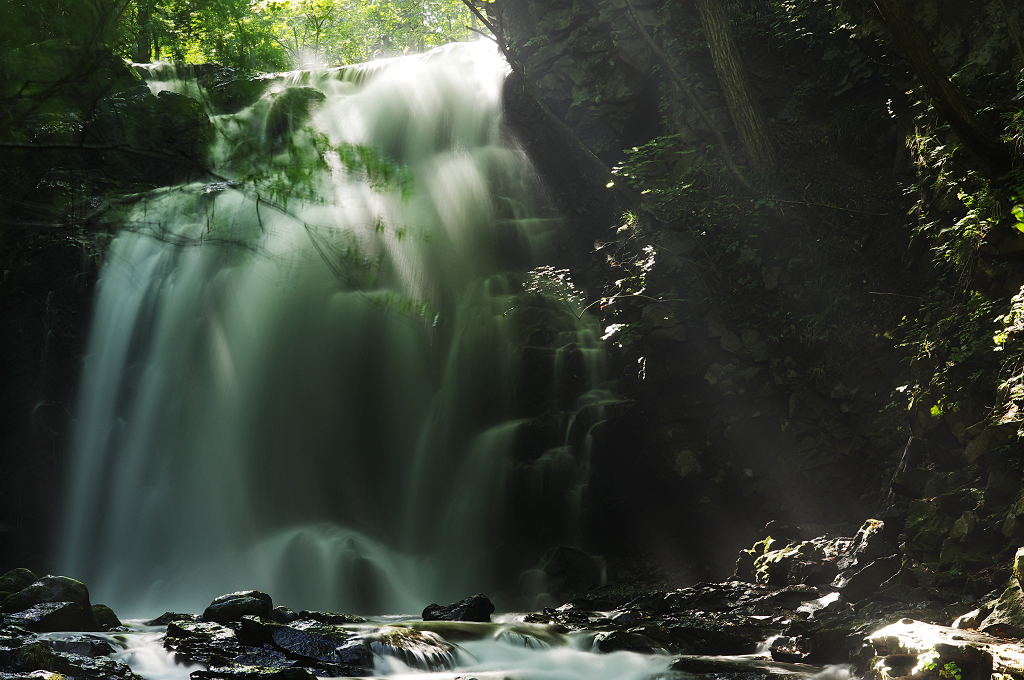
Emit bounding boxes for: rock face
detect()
[979,547,1024,637]
[421,594,495,622]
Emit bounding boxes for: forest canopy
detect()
[1,0,483,71]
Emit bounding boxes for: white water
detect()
[70,620,674,680]
[58,43,610,617]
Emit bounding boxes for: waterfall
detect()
[58,42,610,617]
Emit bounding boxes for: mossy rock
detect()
[0,575,91,614]
[0,568,38,601]
[92,603,123,631]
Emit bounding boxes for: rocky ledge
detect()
[6,525,1024,680]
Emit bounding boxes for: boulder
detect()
[45,635,115,657]
[203,591,273,624]
[835,519,897,572]
[165,620,244,663]
[91,605,123,632]
[146,612,201,626]
[0,639,135,679]
[422,594,494,622]
[0,570,38,601]
[270,607,299,624]
[267,625,342,664]
[5,602,95,632]
[592,630,662,654]
[749,539,844,586]
[1,576,91,614]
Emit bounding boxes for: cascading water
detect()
[58,42,613,617]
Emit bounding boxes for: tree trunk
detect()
[133,1,152,63]
[692,0,776,176]
[871,0,1012,178]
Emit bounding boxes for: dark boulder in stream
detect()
[203,591,274,624]
[0,575,99,632]
[422,593,495,622]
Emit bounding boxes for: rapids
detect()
[57,43,611,617]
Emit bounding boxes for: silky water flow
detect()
[57,43,616,618]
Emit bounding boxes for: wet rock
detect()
[366,627,456,672]
[333,638,374,668]
[0,639,137,680]
[45,635,115,657]
[662,612,775,655]
[670,655,821,680]
[0,577,91,614]
[835,520,897,573]
[204,591,273,624]
[44,651,137,680]
[291,663,371,678]
[165,620,244,664]
[268,624,343,663]
[91,605,123,632]
[146,612,201,626]
[255,619,372,670]
[658,581,784,614]
[769,636,808,662]
[592,630,662,654]
[192,668,318,680]
[832,556,901,603]
[422,594,494,622]
[270,607,299,624]
[5,602,95,632]
[231,650,292,669]
[296,612,364,625]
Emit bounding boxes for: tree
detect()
[692,0,777,178]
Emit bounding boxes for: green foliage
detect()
[18,642,52,670]
[895,84,1024,429]
[115,0,481,70]
[923,660,963,680]
[731,0,836,52]
[526,266,586,316]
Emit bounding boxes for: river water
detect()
[57,42,612,618]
